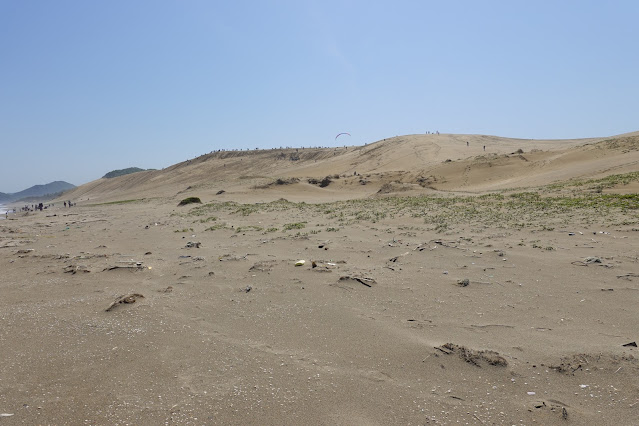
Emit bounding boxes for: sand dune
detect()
[1,131,638,424]
[64,131,639,204]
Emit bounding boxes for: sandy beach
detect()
[1,133,638,425]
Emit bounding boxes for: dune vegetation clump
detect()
[102,167,148,179]
[275,177,299,185]
[178,197,202,206]
[308,177,332,187]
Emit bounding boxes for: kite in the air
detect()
[335,132,351,140]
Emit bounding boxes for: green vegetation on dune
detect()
[182,173,638,231]
[283,222,306,231]
[102,167,150,179]
[544,171,639,193]
[163,171,639,236]
[178,197,202,206]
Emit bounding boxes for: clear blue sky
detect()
[1,1,638,193]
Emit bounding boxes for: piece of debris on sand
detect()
[435,343,508,367]
[456,278,470,287]
[617,273,639,280]
[311,260,334,272]
[104,265,147,271]
[249,261,276,272]
[572,256,614,267]
[105,293,145,312]
[219,253,248,261]
[63,264,90,274]
[547,353,639,375]
[388,252,410,263]
[338,276,377,287]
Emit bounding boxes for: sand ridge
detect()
[63,131,639,204]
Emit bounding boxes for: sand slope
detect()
[63,132,639,204]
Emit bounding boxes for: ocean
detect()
[0,204,7,218]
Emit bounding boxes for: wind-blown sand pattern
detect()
[1,133,638,424]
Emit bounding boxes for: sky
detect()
[1,1,638,193]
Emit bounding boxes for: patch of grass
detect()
[236,225,264,233]
[169,184,639,234]
[197,216,217,223]
[545,171,639,193]
[234,205,259,216]
[283,222,306,231]
[205,222,229,231]
[188,201,235,216]
[174,228,193,233]
[434,222,450,233]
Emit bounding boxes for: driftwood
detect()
[617,273,639,280]
[63,265,90,274]
[104,265,144,271]
[105,293,144,312]
[338,276,377,287]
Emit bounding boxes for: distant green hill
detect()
[14,190,69,203]
[0,181,76,203]
[102,167,150,179]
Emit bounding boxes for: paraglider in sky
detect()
[335,132,351,140]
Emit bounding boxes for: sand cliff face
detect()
[1,132,638,424]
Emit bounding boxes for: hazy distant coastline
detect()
[0,181,75,204]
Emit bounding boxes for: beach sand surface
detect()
[1,132,638,425]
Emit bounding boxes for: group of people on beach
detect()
[3,200,75,219]
[11,200,74,214]
[15,200,74,213]
[20,203,49,212]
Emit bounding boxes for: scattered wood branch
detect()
[105,293,144,312]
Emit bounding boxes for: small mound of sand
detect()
[437,343,508,367]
